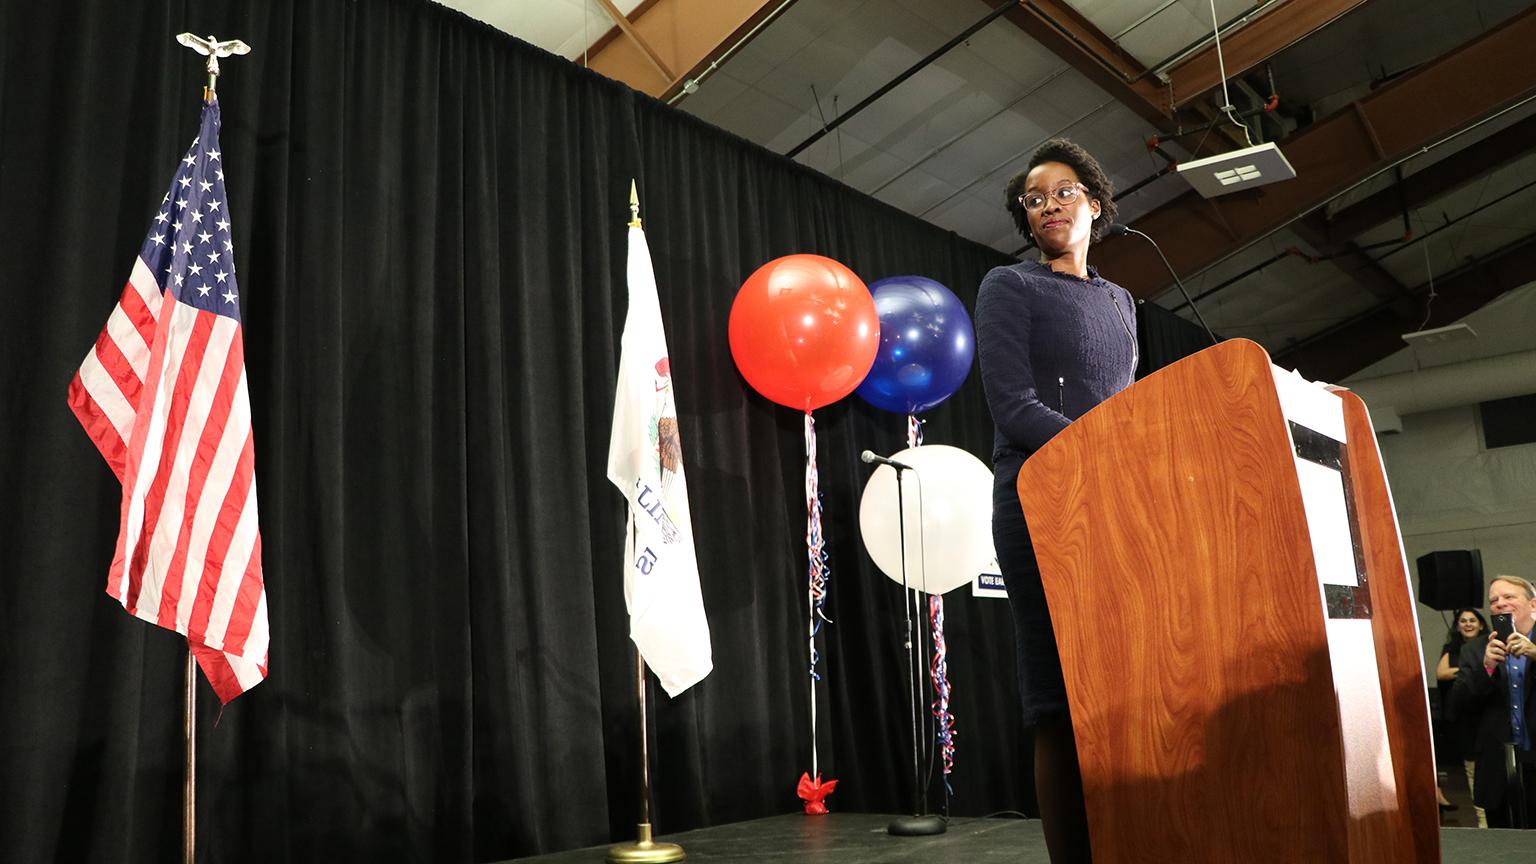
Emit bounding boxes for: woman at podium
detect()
[975,139,1138,864]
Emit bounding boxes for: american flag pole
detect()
[170,34,252,864]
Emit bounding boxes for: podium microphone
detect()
[861,450,913,471]
[1107,223,1218,346]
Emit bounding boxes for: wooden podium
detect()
[1016,339,1438,863]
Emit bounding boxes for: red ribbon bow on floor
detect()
[797,772,838,815]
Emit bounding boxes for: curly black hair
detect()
[1443,608,1488,653]
[1004,138,1118,244]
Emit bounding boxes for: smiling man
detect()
[1455,574,1536,828]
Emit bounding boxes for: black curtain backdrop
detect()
[0,1,1209,861]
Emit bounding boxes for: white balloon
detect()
[858,444,997,595]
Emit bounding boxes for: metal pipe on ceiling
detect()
[1143,0,1286,81]
[917,99,1116,219]
[784,0,1017,159]
[665,0,798,107]
[867,67,1071,197]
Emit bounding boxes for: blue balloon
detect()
[854,276,974,415]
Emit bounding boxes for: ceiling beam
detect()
[996,0,1245,152]
[1273,233,1536,382]
[1090,3,1536,301]
[583,0,789,100]
[594,0,676,84]
[1315,110,1536,242]
[1288,217,1414,309]
[1163,0,1368,109]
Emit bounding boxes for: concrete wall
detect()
[1344,283,1536,675]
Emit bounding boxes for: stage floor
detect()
[507,812,1530,862]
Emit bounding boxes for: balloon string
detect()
[930,594,956,787]
[805,411,832,776]
[910,414,952,785]
[907,414,923,448]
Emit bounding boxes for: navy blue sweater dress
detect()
[974,259,1138,724]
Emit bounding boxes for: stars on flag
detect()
[135,117,241,320]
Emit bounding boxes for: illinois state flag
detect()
[66,98,269,703]
[606,215,713,697]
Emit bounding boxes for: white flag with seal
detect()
[606,219,713,697]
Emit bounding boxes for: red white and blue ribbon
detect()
[909,415,956,786]
[805,410,833,777]
[930,591,956,787]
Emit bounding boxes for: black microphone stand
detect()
[1114,224,1219,346]
[885,461,945,836]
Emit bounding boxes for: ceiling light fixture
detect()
[1176,141,1297,198]
[1400,322,1478,347]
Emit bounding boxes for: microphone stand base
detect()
[887,814,947,836]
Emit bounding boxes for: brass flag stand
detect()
[606,650,685,863]
[170,32,252,864]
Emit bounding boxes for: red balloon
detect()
[728,254,880,411]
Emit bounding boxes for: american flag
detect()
[67,98,268,703]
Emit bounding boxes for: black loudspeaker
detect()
[1416,550,1484,610]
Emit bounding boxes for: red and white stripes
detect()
[69,259,268,702]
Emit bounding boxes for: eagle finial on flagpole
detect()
[628,180,642,229]
[176,33,252,102]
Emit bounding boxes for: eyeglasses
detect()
[1018,183,1088,212]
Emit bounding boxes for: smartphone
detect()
[1492,612,1515,642]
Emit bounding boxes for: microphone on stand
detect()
[1107,223,1219,346]
[862,446,946,837]
[861,450,914,471]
